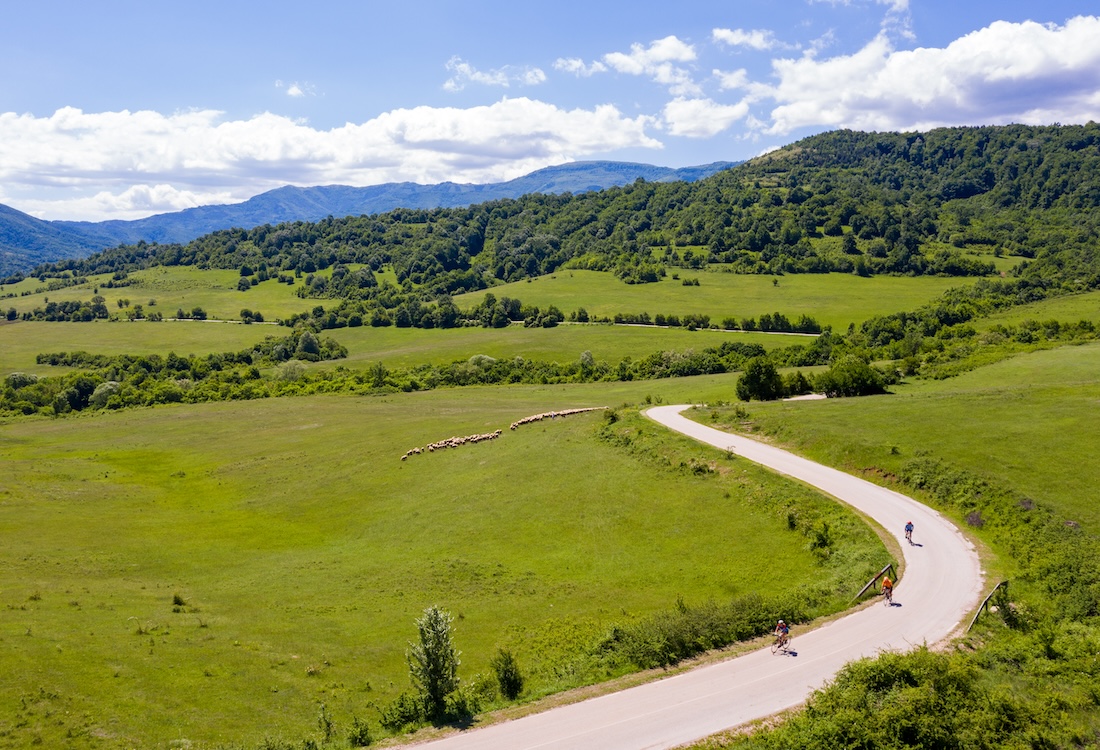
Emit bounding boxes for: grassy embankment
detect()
[0,375,889,748]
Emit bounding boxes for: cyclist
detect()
[774,619,790,647]
[904,521,914,544]
[881,574,894,603]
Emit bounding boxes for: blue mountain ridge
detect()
[0,160,737,274]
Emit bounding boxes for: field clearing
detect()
[0,376,886,747]
[704,341,1100,529]
[974,289,1100,329]
[0,320,283,376]
[323,323,801,370]
[457,270,973,330]
[0,319,804,378]
[1,266,323,321]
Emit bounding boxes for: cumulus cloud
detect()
[714,68,751,91]
[760,16,1100,135]
[0,101,661,220]
[809,0,912,38]
[662,97,750,138]
[712,28,784,51]
[554,57,608,77]
[275,80,316,98]
[603,35,701,96]
[443,57,546,92]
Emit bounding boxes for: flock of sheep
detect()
[400,407,607,460]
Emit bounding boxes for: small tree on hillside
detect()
[407,606,461,721]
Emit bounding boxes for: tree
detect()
[407,606,461,720]
[736,357,785,401]
[295,331,321,360]
[815,355,887,398]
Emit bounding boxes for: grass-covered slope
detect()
[0,381,886,748]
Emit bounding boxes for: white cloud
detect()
[275,80,316,98]
[714,68,750,91]
[0,101,661,220]
[712,28,783,52]
[443,57,546,92]
[603,35,701,96]
[759,16,1100,135]
[662,97,750,138]
[554,57,608,77]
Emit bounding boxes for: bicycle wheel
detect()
[771,639,780,654]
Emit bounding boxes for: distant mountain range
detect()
[0,160,737,275]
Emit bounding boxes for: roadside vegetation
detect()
[690,342,1100,748]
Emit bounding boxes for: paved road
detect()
[409,405,984,749]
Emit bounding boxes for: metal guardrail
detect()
[967,580,1009,632]
[854,563,896,601]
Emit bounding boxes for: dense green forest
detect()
[19,124,1096,290]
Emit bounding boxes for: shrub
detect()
[490,649,524,700]
[347,716,372,747]
[379,691,423,732]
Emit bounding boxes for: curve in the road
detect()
[409,405,984,750]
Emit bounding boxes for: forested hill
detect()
[25,124,1100,301]
[0,160,735,275]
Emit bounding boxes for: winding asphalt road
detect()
[410,405,984,749]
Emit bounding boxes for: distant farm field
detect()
[458,270,972,330]
[1,266,322,321]
[0,320,282,376]
[324,323,801,370]
[0,378,886,747]
[0,319,804,378]
[974,289,1100,329]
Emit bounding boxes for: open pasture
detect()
[974,289,1100,330]
[0,377,885,747]
[323,323,800,371]
[0,319,282,376]
[457,270,973,331]
[708,341,1100,529]
[0,319,802,378]
[1,266,321,322]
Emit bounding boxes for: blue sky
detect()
[1,0,1098,221]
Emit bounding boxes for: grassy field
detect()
[457,270,974,331]
[0,376,886,748]
[974,289,1100,329]
[700,341,1100,529]
[0,320,284,376]
[1,319,808,378]
[1,266,323,322]
[323,324,802,370]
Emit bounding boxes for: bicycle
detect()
[771,633,792,654]
[882,586,893,606]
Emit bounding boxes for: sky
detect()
[2,0,1099,222]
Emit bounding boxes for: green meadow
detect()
[0,319,803,378]
[456,269,973,331]
[0,377,887,748]
[323,324,799,370]
[974,289,1100,330]
[1,266,322,322]
[701,340,1100,529]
